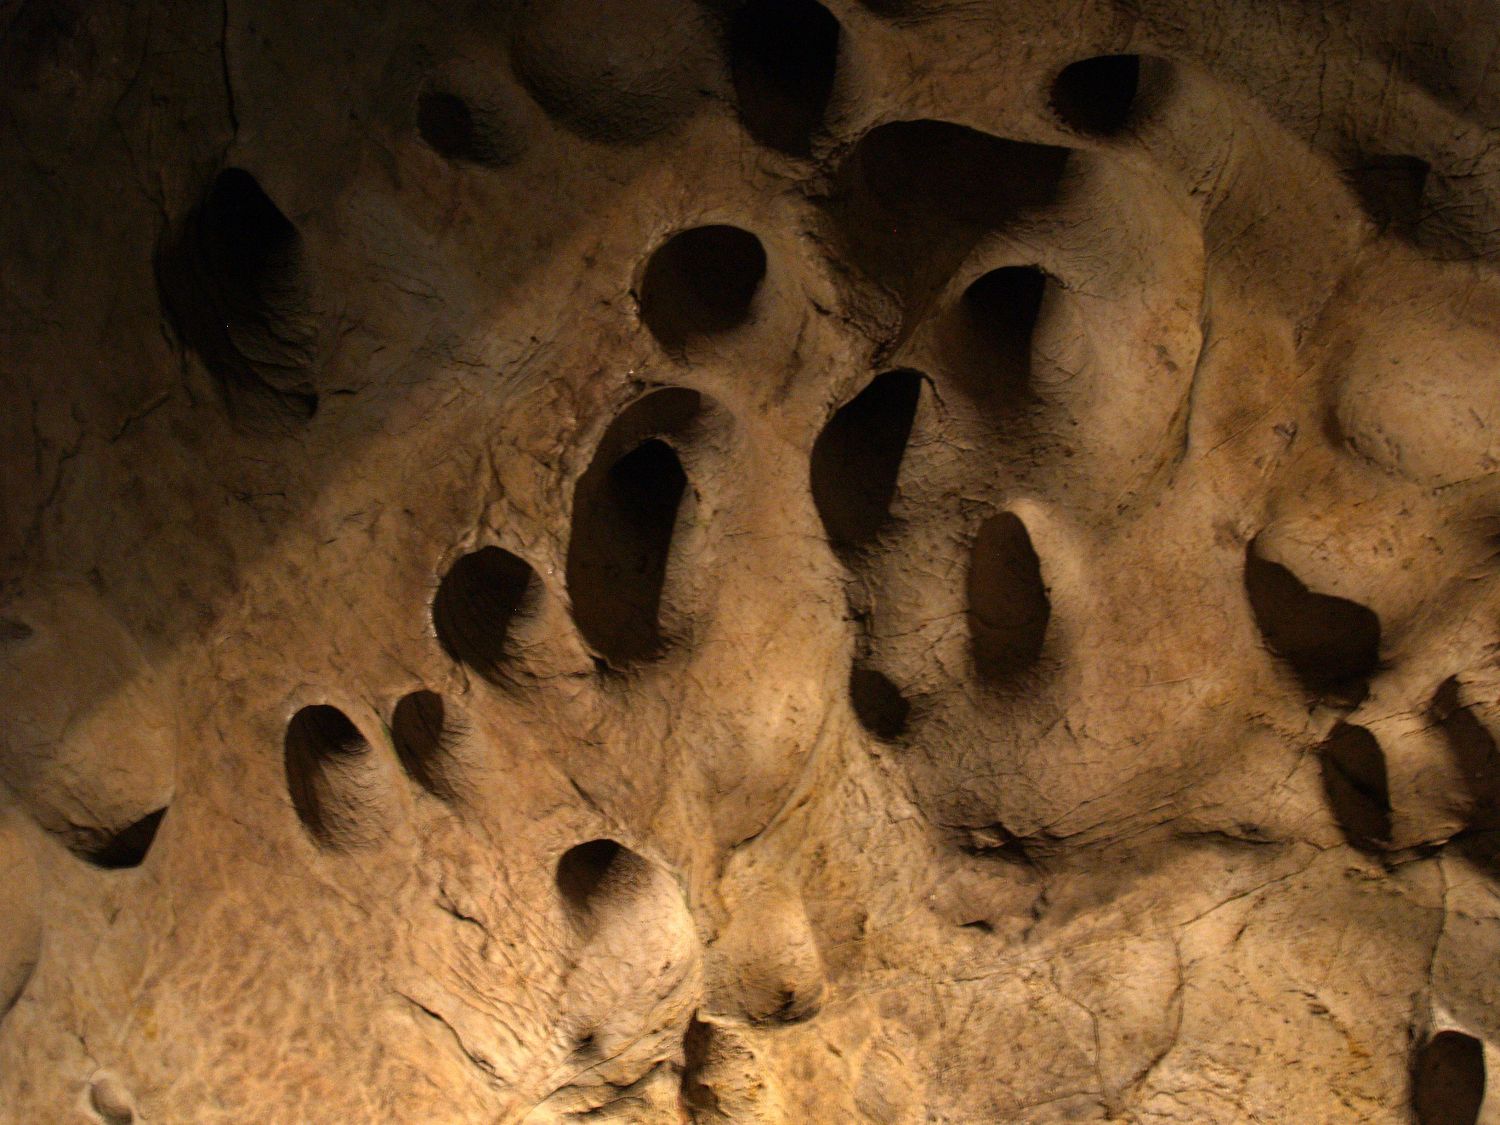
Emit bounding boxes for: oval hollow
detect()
[80,808,168,870]
[1244,540,1380,705]
[1413,1029,1485,1125]
[727,0,841,155]
[556,838,652,934]
[284,704,381,850]
[810,370,923,551]
[1050,54,1142,135]
[391,690,461,799]
[956,266,1047,406]
[416,87,518,167]
[1318,722,1392,851]
[850,664,911,740]
[433,546,540,681]
[567,390,702,666]
[968,512,1050,682]
[640,226,766,351]
[155,167,319,428]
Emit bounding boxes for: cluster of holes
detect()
[639,225,767,351]
[567,388,701,666]
[156,168,319,429]
[726,0,841,155]
[433,546,541,683]
[1243,539,1381,706]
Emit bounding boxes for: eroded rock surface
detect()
[2,0,1499,1121]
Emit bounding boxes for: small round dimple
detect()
[639,226,766,351]
[89,1073,134,1124]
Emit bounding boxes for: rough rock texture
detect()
[2,1,1500,1121]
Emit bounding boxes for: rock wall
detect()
[2,0,1500,1121]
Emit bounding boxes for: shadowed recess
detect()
[556,839,651,924]
[955,266,1047,405]
[284,705,380,850]
[1432,676,1500,828]
[416,87,518,166]
[568,389,701,665]
[1347,154,1430,230]
[1413,1030,1485,1125]
[727,0,840,155]
[433,546,540,681]
[831,121,1070,308]
[1050,55,1141,135]
[850,664,911,740]
[155,167,319,429]
[639,225,766,350]
[79,807,168,870]
[1244,540,1380,705]
[391,690,462,799]
[1318,722,1391,851]
[810,370,923,551]
[968,512,1050,682]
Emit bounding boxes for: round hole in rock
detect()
[156,167,319,428]
[1347,154,1430,230]
[556,838,651,919]
[433,546,540,681]
[639,225,766,351]
[727,0,841,155]
[958,266,1047,405]
[1413,1029,1485,1125]
[283,704,381,850]
[391,690,462,799]
[415,87,518,167]
[1318,722,1392,851]
[1244,540,1380,705]
[850,664,911,740]
[968,512,1050,682]
[80,808,168,870]
[1050,54,1141,135]
[568,392,701,666]
[810,370,923,551]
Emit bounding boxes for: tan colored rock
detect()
[2,0,1499,1121]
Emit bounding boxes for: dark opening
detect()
[639,225,767,350]
[155,168,319,428]
[391,690,461,799]
[850,664,911,740]
[830,120,1070,307]
[416,88,517,166]
[1050,55,1142,136]
[968,512,1050,682]
[1347,154,1430,230]
[1318,723,1392,851]
[1432,677,1500,828]
[810,370,923,551]
[567,390,705,666]
[432,547,540,681]
[284,704,374,849]
[727,0,841,155]
[81,807,168,870]
[556,838,650,929]
[956,266,1048,406]
[1244,540,1381,705]
[1413,1029,1485,1125]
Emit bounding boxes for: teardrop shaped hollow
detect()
[968,512,1050,682]
[283,705,384,850]
[639,226,766,350]
[433,546,541,681]
[810,370,923,551]
[727,0,841,155]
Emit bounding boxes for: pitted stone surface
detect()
[2,1,1500,1121]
